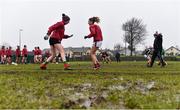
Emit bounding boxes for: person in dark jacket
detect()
[115,51,121,62]
[148,32,166,67]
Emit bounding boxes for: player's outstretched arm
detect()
[63,34,73,39]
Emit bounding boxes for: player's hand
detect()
[47,32,50,36]
[44,34,49,40]
[84,36,88,39]
[69,34,73,38]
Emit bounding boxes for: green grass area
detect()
[0,61,180,109]
[176,56,180,58]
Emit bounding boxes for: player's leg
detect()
[90,46,97,65]
[90,46,100,69]
[149,51,158,67]
[45,46,56,63]
[40,45,56,69]
[22,56,24,64]
[34,55,37,63]
[93,42,102,69]
[6,56,9,64]
[40,55,42,63]
[36,55,39,63]
[1,56,4,64]
[157,51,166,67]
[146,55,151,66]
[24,55,27,64]
[102,57,105,64]
[16,56,19,64]
[108,57,110,63]
[105,56,108,63]
[54,44,70,69]
[8,56,11,64]
[24,56,27,64]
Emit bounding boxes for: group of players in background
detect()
[33,46,43,64]
[0,45,44,65]
[0,13,167,69]
[0,45,28,65]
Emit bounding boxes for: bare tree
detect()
[122,18,147,56]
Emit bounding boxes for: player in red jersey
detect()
[37,47,42,63]
[84,17,103,70]
[33,47,38,63]
[22,45,28,64]
[40,13,73,70]
[44,50,51,61]
[15,46,21,64]
[6,46,12,65]
[100,51,111,64]
[0,46,6,64]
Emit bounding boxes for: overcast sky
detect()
[0,0,180,50]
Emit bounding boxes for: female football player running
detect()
[40,13,73,70]
[84,17,103,70]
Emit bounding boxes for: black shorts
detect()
[7,55,12,58]
[49,38,61,45]
[23,54,28,57]
[17,55,21,58]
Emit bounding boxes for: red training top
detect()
[48,21,69,41]
[16,49,21,56]
[37,49,42,55]
[87,24,103,42]
[22,48,28,56]
[6,49,12,56]
[33,49,38,55]
[0,49,6,56]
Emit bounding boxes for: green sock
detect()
[43,61,49,65]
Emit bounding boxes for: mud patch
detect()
[61,92,107,109]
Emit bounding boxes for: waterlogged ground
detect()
[0,61,180,109]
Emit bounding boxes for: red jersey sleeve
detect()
[88,25,96,38]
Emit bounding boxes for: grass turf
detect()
[0,61,180,109]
